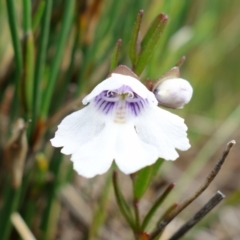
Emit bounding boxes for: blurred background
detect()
[0,0,240,239]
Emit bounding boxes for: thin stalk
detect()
[32,0,46,31]
[11,212,37,240]
[158,203,178,223]
[32,0,52,132]
[141,183,175,230]
[0,178,22,240]
[89,170,113,238]
[40,153,63,240]
[150,140,235,238]
[113,171,135,230]
[133,200,141,232]
[41,0,74,118]
[53,20,79,110]
[151,203,179,240]
[22,0,35,115]
[5,0,23,121]
[5,0,23,88]
[168,191,225,240]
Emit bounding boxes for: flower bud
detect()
[153,78,193,109]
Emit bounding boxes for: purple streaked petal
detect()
[104,102,114,114]
[94,85,148,118]
[129,102,137,116]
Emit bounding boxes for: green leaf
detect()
[0,178,22,240]
[135,13,168,75]
[110,39,122,71]
[5,0,23,102]
[129,10,144,67]
[32,0,46,32]
[133,159,163,201]
[89,171,112,238]
[41,0,74,119]
[141,182,175,230]
[22,0,35,115]
[113,171,135,229]
[141,13,162,50]
[32,0,53,132]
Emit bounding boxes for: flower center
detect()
[94,85,147,123]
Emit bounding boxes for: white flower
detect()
[51,73,190,178]
[154,78,193,109]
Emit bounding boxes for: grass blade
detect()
[129,10,143,68]
[22,0,35,115]
[135,13,168,75]
[32,0,53,131]
[41,0,74,119]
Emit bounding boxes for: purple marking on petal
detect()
[139,101,144,109]
[94,85,148,117]
[103,102,113,114]
[99,100,106,110]
[129,102,137,116]
[96,97,102,104]
[106,102,115,114]
[103,102,110,111]
[135,102,140,113]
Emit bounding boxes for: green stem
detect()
[32,0,52,130]
[22,0,31,31]
[32,0,46,31]
[141,183,175,230]
[5,0,23,100]
[40,153,63,240]
[53,20,79,110]
[5,0,23,79]
[0,179,21,240]
[41,0,74,119]
[133,200,141,232]
[22,0,35,115]
[113,171,135,230]
[89,171,113,238]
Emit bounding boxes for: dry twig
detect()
[150,140,236,239]
[168,191,225,240]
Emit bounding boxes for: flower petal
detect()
[50,105,105,155]
[71,123,117,178]
[83,73,157,105]
[135,106,190,161]
[114,124,158,174]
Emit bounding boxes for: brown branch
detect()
[150,140,236,239]
[168,191,225,240]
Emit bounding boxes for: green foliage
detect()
[113,172,135,229]
[135,13,168,75]
[133,159,163,200]
[0,0,240,239]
